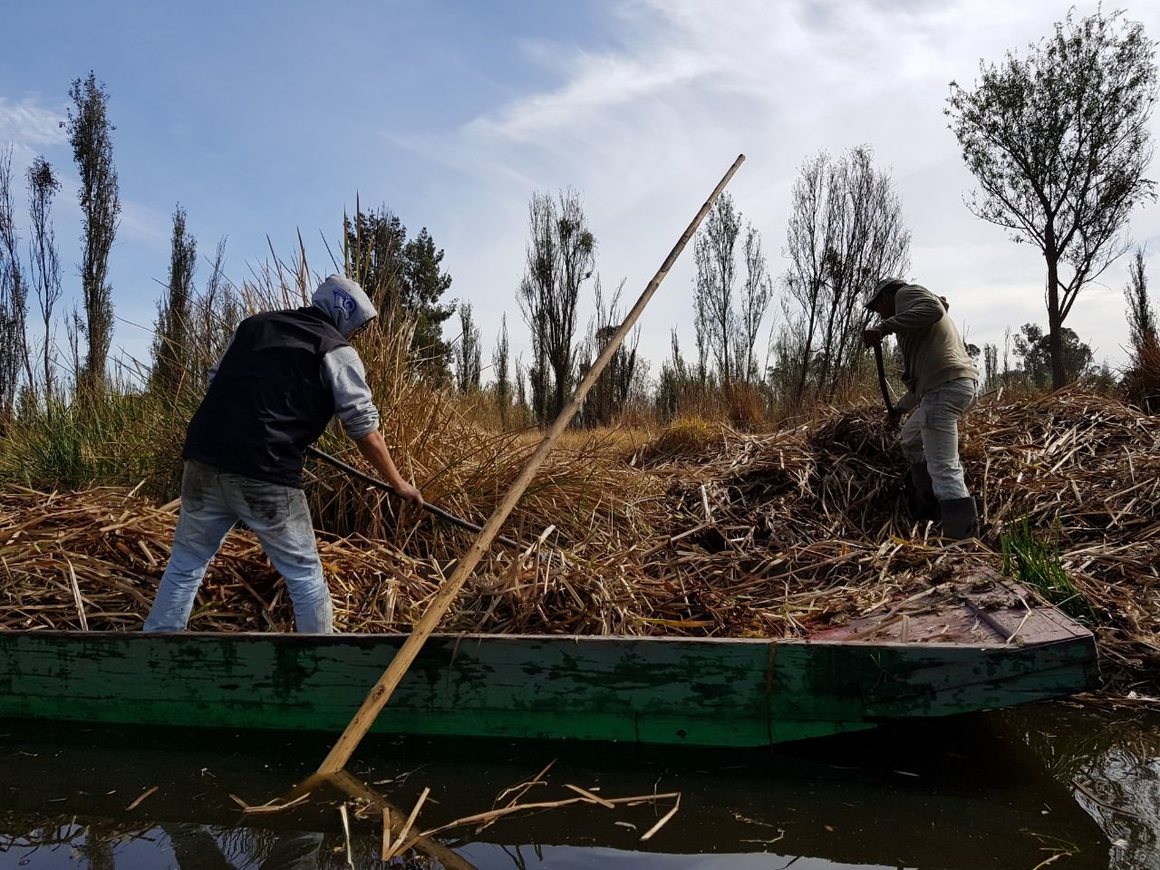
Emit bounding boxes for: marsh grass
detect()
[1001,518,1098,625]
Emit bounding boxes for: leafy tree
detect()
[344,205,407,310]
[781,146,910,403]
[452,302,481,393]
[1122,247,1160,410]
[403,227,455,378]
[66,71,121,397]
[947,8,1158,389]
[491,314,511,425]
[1013,322,1092,388]
[151,204,197,393]
[344,206,454,379]
[1124,246,1157,352]
[517,188,595,423]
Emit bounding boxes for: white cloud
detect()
[0,96,68,151]
[118,200,170,245]
[394,0,1160,374]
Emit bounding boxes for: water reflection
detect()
[163,824,324,870]
[1004,706,1160,869]
[4,707,1155,869]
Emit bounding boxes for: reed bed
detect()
[2,386,1158,698]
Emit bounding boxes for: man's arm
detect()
[879,285,944,336]
[321,347,423,508]
[354,430,423,508]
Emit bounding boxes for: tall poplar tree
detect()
[66,71,121,397]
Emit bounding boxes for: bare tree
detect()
[781,153,831,403]
[27,157,62,405]
[192,237,241,388]
[692,192,773,389]
[656,328,691,421]
[737,225,773,383]
[491,313,511,425]
[579,277,637,426]
[517,188,596,422]
[0,147,30,419]
[452,301,481,393]
[947,7,1158,389]
[983,342,998,391]
[66,71,121,397]
[514,352,528,416]
[693,192,741,387]
[781,146,910,403]
[151,204,197,393]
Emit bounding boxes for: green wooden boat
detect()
[0,569,1098,747]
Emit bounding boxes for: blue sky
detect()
[2,0,1159,380]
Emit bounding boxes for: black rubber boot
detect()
[906,462,939,522]
[940,497,978,540]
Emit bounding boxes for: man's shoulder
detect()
[900,283,933,296]
[897,284,941,307]
[248,308,347,342]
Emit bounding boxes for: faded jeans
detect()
[900,378,978,501]
[143,460,333,633]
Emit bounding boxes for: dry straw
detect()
[2,385,1158,699]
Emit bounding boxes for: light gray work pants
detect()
[899,378,978,501]
[143,460,333,633]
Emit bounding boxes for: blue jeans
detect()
[900,378,977,501]
[143,460,334,633]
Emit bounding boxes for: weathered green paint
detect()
[0,622,1099,747]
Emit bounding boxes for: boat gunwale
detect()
[0,624,1095,652]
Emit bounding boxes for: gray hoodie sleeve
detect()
[320,346,381,439]
[879,285,944,336]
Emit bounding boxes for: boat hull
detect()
[0,597,1098,747]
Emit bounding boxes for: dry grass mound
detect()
[2,387,1159,699]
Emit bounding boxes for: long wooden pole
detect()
[313,154,746,778]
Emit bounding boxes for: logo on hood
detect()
[333,288,357,322]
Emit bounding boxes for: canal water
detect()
[1,704,1157,869]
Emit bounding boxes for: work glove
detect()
[862,326,883,348]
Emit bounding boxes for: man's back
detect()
[184,307,349,488]
[893,284,978,398]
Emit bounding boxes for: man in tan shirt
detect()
[863,278,980,539]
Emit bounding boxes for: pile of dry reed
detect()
[2,386,1158,696]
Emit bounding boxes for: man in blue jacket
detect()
[143,275,423,633]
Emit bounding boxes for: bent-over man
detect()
[144,275,422,633]
[863,277,979,539]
